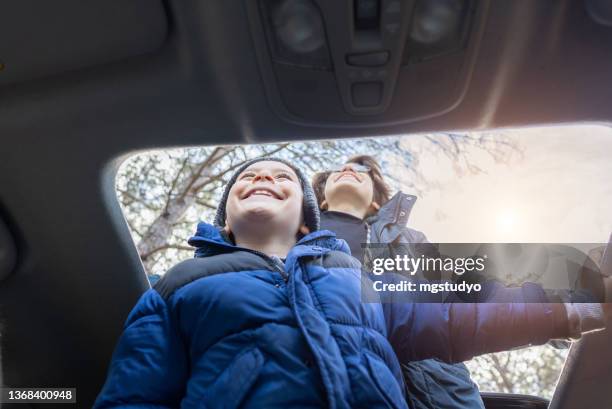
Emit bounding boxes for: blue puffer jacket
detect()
[94,223,566,409]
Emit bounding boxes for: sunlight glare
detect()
[497,208,519,235]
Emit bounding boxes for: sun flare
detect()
[497,208,519,234]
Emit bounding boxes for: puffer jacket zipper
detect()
[268,255,288,282]
[238,248,287,282]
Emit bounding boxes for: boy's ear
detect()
[299,225,310,235]
[320,200,328,210]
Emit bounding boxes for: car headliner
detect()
[0,1,611,408]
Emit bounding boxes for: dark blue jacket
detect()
[94,222,564,409]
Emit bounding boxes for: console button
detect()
[355,0,380,30]
[352,82,382,107]
[346,51,390,67]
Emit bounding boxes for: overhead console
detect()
[248,0,487,125]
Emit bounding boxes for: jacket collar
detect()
[366,191,417,227]
[188,222,347,258]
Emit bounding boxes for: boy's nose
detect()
[252,172,275,183]
[340,164,357,174]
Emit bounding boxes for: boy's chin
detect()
[240,207,293,225]
[238,208,301,227]
[241,203,281,217]
[328,186,370,204]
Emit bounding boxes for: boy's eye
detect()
[275,173,293,180]
[240,172,256,179]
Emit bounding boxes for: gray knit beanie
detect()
[214,157,320,233]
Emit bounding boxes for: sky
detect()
[402,125,612,244]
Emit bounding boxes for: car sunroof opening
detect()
[115,124,612,400]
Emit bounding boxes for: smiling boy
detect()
[219,160,312,257]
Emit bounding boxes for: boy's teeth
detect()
[252,190,272,197]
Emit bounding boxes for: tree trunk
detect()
[137,147,230,272]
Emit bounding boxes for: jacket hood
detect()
[188,222,350,258]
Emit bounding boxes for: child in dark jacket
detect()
[94,157,608,409]
[312,155,611,409]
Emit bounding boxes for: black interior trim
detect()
[481,392,549,409]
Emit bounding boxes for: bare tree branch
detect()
[117,189,160,211]
[489,354,514,393]
[141,244,194,260]
[196,199,217,210]
[163,155,191,215]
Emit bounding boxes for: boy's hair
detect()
[312,155,391,209]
